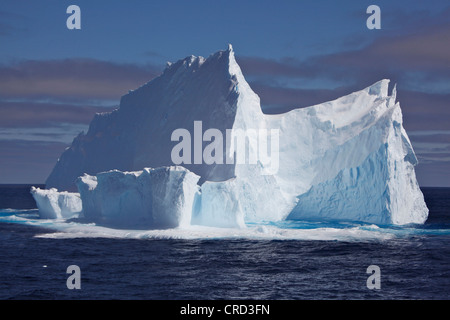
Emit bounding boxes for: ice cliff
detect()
[31,187,82,219]
[36,45,428,226]
[76,166,199,229]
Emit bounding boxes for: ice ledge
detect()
[367,79,390,97]
[76,166,200,229]
[31,187,82,219]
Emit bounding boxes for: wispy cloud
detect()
[0,58,162,101]
[0,100,116,128]
[0,140,68,184]
[397,90,450,131]
[249,82,356,113]
[238,14,450,93]
[308,22,450,88]
[0,58,160,182]
[0,58,161,149]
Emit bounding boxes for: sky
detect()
[0,0,449,186]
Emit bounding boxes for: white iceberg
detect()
[76,166,200,229]
[40,45,428,226]
[267,80,428,225]
[192,179,245,229]
[30,187,82,219]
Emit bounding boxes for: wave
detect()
[0,209,448,241]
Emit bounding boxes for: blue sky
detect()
[0,0,449,186]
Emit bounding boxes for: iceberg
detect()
[39,45,428,226]
[46,44,253,192]
[76,166,200,229]
[30,187,82,219]
[267,80,428,225]
[192,179,246,229]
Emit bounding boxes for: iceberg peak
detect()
[367,79,390,97]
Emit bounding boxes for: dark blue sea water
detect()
[0,185,449,300]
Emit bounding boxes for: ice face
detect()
[265,81,428,225]
[192,179,246,229]
[30,187,82,219]
[42,46,428,226]
[76,166,200,229]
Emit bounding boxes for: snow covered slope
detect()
[43,45,428,225]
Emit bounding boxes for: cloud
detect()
[415,160,450,187]
[310,23,450,85]
[0,140,68,184]
[315,7,450,81]
[0,58,164,183]
[249,82,357,113]
[397,90,450,131]
[144,50,166,59]
[0,58,162,101]
[237,15,450,92]
[0,100,115,128]
[237,56,311,78]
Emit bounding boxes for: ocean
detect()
[0,185,449,300]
